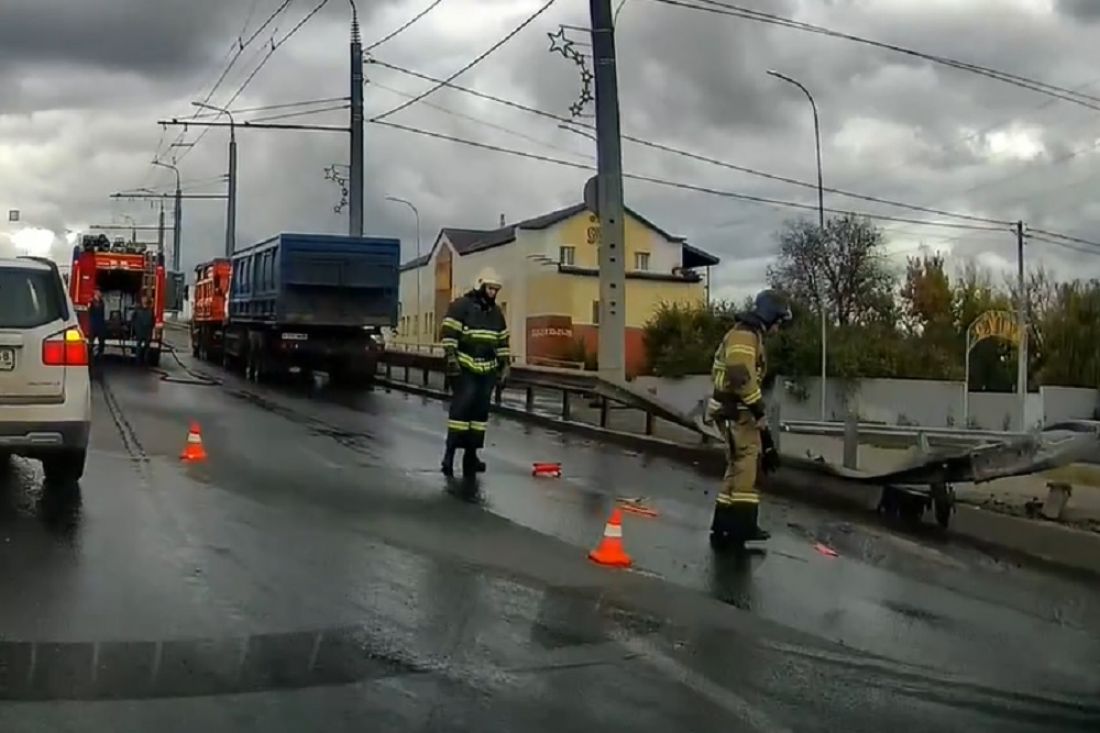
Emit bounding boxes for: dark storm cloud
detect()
[3,0,1100,292]
[1056,0,1100,21]
[0,0,241,73]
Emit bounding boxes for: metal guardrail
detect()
[377,349,703,438]
[781,420,1028,446]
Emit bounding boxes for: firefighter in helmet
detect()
[439,268,511,476]
[708,289,792,546]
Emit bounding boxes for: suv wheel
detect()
[44,449,87,483]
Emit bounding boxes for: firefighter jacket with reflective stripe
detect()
[712,319,766,418]
[440,290,509,374]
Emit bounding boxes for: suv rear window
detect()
[0,267,64,328]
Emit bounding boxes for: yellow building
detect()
[395,203,718,375]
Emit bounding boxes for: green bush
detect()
[642,301,735,377]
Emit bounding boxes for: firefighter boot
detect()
[441,447,456,477]
[463,449,487,476]
[744,504,771,542]
[709,503,738,549]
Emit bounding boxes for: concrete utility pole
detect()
[157,201,165,257]
[590,0,627,383]
[193,101,237,257]
[768,70,827,421]
[1016,220,1028,430]
[349,3,365,237]
[153,160,183,272]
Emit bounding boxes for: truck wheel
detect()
[44,449,87,483]
[148,350,161,368]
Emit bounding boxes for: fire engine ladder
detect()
[141,250,157,305]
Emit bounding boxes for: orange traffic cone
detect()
[588,508,632,567]
[180,422,208,462]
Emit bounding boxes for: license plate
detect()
[0,348,13,371]
[281,333,308,341]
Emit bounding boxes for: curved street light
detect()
[386,196,422,347]
[767,69,828,421]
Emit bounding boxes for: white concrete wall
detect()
[1040,386,1100,424]
[634,373,1065,433]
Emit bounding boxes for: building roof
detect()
[399,202,718,269]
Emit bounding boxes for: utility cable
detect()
[370,0,558,122]
[371,120,1010,231]
[366,0,446,50]
[371,60,1008,225]
[653,0,1100,113]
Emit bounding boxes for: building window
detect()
[560,245,575,266]
[635,252,650,271]
[592,300,600,325]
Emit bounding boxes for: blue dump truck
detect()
[192,233,399,386]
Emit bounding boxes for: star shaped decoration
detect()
[580,67,594,85]
[569,101,585,118]
[579,89,593,105]
[547,28,574,57]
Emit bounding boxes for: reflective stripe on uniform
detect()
[441,317,464,332]
[441,337,459,348]
[743,388,762,404]
[496,347,510,357]
[465,329,501,342]
[727,345,755,357]
[470,421,488,432]
[448,420,471,432]
[730,492,760,504]
[456,353,497,373]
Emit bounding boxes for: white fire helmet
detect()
[476,267,503,290]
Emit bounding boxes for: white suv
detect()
[0,257,91,481]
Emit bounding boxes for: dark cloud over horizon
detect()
[1,0,1099,300]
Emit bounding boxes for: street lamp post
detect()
[768,69,828,421]
[193,101,237,258]
[386,196,422,346]
[152,160,182,272]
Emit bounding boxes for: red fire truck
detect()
[190,258,232,361]
[69,234,166,366]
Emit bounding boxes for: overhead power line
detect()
[176,0,330,163]
[371,60,1008,225]
[189,96,350,119]
[1028,228,1100,250]
[248,103,350,123]
[366,0,446,51]
[371,120,1009,231]
[370,0,559,122]
[652,0,1100,113]
[1027,234,1100,257]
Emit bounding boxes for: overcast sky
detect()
[3,0,1100,301]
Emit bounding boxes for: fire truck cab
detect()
[69,234,165,366]
[190,258,232,361]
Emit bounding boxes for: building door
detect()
[434,246,453,340]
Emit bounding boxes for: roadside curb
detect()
[380,376,1100,580]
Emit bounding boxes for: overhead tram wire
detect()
[1026,233,1100,257]
[368,80,593,161]
[371,120,1008,231]
[369,60,1008,225]
[369,0,559,123]
[1028,228,1100,250]
[175,0,330,163]
[652,0,1100,113]
[161,0,299,161]
[188,96,350,118]
[366,0,446,51]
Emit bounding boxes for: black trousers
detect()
[447,371,496,450]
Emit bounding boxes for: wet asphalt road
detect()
[0,349,1098,732]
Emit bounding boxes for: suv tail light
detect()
[43,327,89,366]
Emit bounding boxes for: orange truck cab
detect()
[190,258,232,361]
[69,234,165,366]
